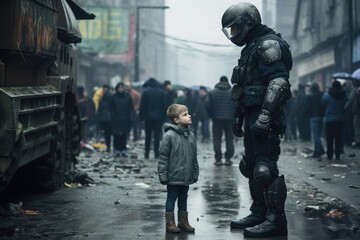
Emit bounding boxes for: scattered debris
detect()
[92,142,107,150]
[81,142,96,152]
[65,169,95,185]
[64,182,82,188]
[305,205,321,211]
[325,210,344,218]
[331,164,348,168]
[8,202,39,215]
[333,174,346,178]
[134,182,150,188]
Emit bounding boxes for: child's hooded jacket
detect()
[158,123,199,185]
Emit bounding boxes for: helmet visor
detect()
[222,27,231,39]
[222,24,240,39]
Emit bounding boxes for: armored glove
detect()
[253,109,271,139]
[233,116,244,138]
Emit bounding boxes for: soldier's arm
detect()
[253,39,291,135]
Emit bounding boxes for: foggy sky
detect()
[164,0,262,88]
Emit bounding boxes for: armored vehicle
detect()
[0,0,94,192]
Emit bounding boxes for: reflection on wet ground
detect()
[1,141,359,240]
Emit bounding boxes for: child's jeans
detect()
[165,185,189,212]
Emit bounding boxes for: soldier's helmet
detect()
[221,2,261,47]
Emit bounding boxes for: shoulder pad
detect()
[258,40,281,64]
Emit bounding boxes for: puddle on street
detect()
[148,163,360,240]
[2,143,359,240]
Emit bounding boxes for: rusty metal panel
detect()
[0,0,58,57]
[0,0,59,87]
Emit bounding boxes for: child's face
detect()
[175,110,192,126]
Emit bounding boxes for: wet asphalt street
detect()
[1,139,360,240]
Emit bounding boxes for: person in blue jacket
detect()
[322,80,347,160]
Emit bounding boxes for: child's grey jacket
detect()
[157,123,199,186]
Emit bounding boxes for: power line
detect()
[142,29,240,58]
[141,29,234,47]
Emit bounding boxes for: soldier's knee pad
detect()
[239,155,252,178]
[254,164,272,186]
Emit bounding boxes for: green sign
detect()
[78,7,129,54]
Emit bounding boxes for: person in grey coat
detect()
[158,104,199,234]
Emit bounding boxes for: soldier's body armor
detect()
[231,33,292,132]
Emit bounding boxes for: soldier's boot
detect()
[230,179,267,229]
[178,211,195,232]
[244,175,288,237]
[165,212,180,233]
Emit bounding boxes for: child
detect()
[158,104,199,233]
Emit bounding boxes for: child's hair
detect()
[167,104,188,123]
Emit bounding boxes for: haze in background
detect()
[164,0,262,88]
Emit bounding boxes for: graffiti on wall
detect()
[17,0,57,56]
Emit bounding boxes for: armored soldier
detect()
[221,2,292,238]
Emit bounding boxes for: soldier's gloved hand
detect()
[233,117,244,138]
[253,110,271,139]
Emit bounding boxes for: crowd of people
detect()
[75,77,231,161]
[76,75,360,162]
[285,78,360,160]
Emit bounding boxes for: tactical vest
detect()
[231,33,292,109]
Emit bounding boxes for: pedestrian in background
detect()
[206,76,234,166]
[139,77,166,159]
[97,85,112,152]
[163,80,177,110]
[297,83,311,142]
[194,86,210,143]
[304,81,325,158]
[174,90,186,104]
[110,82,134,157]
[158,104,199,233]
[124,81,141,141]
[284,90,297,142]
[346,79,360,148]
[76,85,95,143]
[342,81,354,147]
[322,80,347,160]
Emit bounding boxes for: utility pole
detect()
[134,5,169,82]
[349,0,354,72]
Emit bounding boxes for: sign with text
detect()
[78,7,129,54]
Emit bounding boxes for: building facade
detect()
[74,0,166,93]
[292,0,360,90]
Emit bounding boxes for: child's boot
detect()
[165,212,180,233]
[178,211,195,232]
